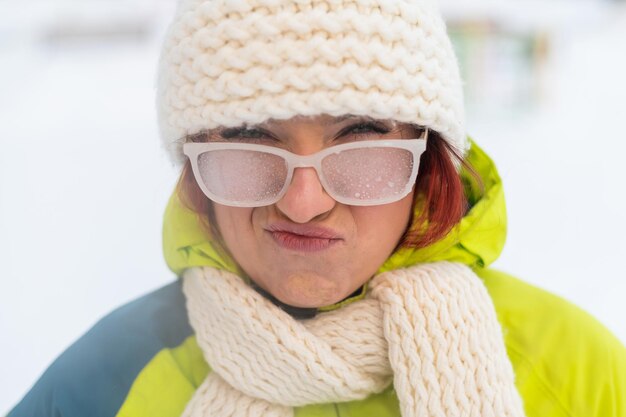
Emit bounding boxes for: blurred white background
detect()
[1,0,625,413]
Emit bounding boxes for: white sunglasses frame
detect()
[183,128,428,207]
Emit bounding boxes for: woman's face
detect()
[212,115,417,308]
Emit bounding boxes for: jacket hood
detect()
[162,138,506,284]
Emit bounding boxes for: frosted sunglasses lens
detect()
[197,150,288,204]
[321,147,414,201]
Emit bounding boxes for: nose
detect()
[275,167,336,223]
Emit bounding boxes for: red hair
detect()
[176,130,478,250]
[400,131,475,248]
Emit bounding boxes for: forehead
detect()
[274,114,345,122]
[256,114,400,129]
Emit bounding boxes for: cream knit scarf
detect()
[181,262,526,417]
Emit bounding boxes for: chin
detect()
[270,272,346,308]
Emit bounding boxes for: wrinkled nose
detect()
[274,167,336,223]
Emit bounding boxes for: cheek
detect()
[213,204,255,252]
[352,192,414,248]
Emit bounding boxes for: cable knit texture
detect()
[181,262,526,417]
[157,0,467,166]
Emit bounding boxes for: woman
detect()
[8,0,626,416]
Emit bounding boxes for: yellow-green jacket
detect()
[8,141,626,417]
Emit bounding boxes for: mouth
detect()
[265,222,344,252]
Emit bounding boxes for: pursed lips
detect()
[265,222,344,252]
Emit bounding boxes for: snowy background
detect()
[1,0,625,413]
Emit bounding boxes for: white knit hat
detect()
[157,0,467,166]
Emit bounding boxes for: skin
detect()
[212,114,418,308]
